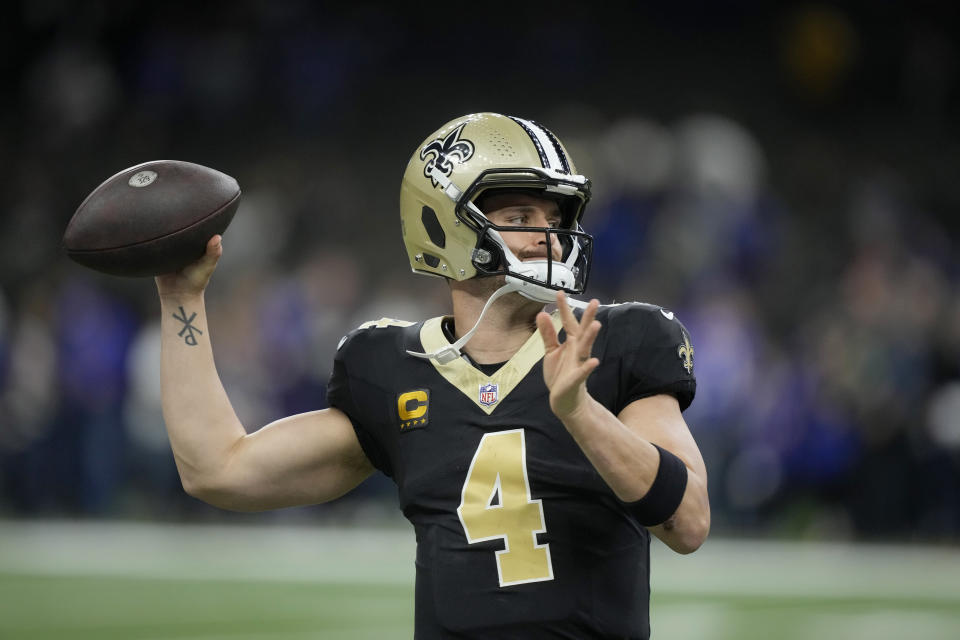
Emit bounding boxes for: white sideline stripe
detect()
[0,520,416,585]
[147,632,399,640]
[651,537,960,602]
[651,605,960,640]
[1,521,959,602]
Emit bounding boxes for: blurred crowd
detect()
[1,2,958,542]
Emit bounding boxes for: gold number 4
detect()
[457,429,553,587]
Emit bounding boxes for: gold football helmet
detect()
[399,113,593,303]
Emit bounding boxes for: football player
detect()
[156,113,709,639]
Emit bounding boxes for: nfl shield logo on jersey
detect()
[478,382,499,407]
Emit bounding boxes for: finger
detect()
[577,319,602,361]
[580,298,600,329]
[536,311,560,352]
[567,356,600,388]
[199,235,222,266]
[556,291,579,336]
[181,235,222,283]
[579,357,601,379]
[580,356,600,374]
[207,234,223,258]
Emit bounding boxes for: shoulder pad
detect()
[337,317,416,351]
[601,301,688,347]
[356,317,416,330]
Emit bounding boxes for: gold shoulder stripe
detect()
[357,317,416,330]
[419,312,562,414]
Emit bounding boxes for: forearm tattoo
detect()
[172,306,203,346]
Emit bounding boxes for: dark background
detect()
[1,1,959,542]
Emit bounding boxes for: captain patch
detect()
[398,389,430,431]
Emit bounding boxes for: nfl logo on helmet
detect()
[478,382,499,407]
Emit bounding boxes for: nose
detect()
[530,223,561,260]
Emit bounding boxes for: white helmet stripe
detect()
[510,117,566,173]
[538,125,572,173]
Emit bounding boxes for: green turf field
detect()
[1,521,958,639]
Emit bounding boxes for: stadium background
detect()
[1,1,959,638]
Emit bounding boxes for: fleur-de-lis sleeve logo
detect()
[420,123,475,187]
[677,330,694,375]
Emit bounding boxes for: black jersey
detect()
[328,303,696,639]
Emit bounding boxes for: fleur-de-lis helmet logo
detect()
[420,123,475,187]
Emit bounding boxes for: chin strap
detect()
[407,283,514,364]
[406,280,587,365]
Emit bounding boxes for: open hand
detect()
[155,235,223,298]
[536,292,602,419]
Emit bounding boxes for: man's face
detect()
[480,192,563,262]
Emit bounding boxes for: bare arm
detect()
[157,236,374,511]
[561,393,710,554]
[536,293,710,554]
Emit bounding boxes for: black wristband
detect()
[624,444,688,526]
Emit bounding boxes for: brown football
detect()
[63,160,241,277]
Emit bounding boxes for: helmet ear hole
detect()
[473,234,504,273]
[422,253,441,268]
[421,206,446,248]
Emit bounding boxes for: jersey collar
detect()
[418,311,562,414]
